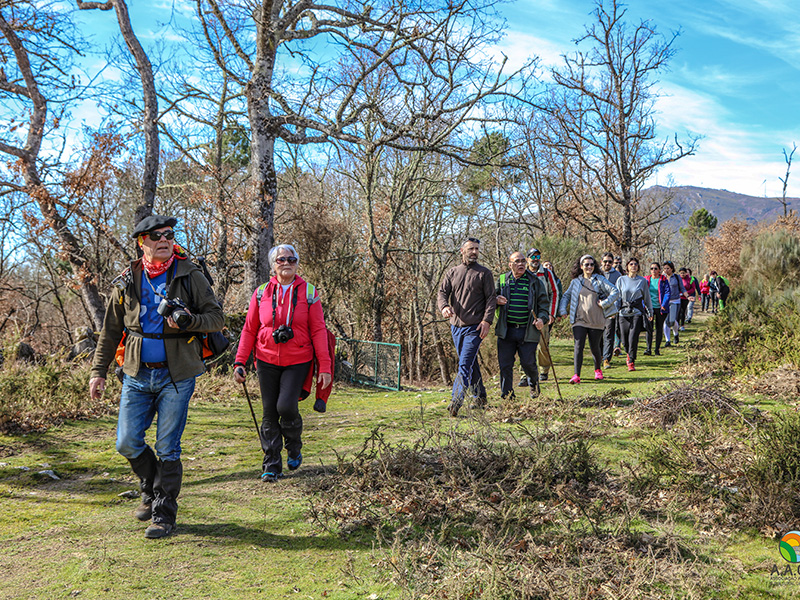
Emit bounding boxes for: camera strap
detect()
[272,283,299,329]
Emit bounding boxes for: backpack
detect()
[256,280,319,308]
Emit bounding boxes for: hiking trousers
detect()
[256,360,311,475]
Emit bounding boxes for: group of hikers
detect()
[437,238,730,417]
[86,216,730,539]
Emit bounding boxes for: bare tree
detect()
[0,3,106,329]
[195,0,525,290]
[779,143,797,218]
[77,0,158,225]
[544,0,697,252]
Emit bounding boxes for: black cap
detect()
[527,248,541,258]
[131,215,177,239]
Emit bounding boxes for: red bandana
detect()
[140,243,188,277]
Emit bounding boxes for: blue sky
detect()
[67,0,800,198]
[496,0,800,197]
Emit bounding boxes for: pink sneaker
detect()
[594,369,603,380]
[569,374,580,384]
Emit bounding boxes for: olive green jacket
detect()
[91,258,224,382]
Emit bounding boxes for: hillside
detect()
[646,185,797,227]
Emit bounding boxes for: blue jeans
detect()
[117,367,196,462]
[450,325,486,408]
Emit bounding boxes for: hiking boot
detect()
[602,359,611,369]
[674,333,679,344]
[613,347,621,357]
[539,371,548,381]
[643,350,652,356]
[448,402,461,417]
[518,376,529,387]
[594,369,604,380]
[569,374,580,384]
[287,453,303,471]
[530,379,540,399]
[655,350,661,356]
[144,522,174,539]
[664,341,671,348]
[260,471,284,483]
[679,326,685,331]
[627,362,635,372]
[134,501,152,522]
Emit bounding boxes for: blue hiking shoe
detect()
[260,471,284,482]
[287,453,303,471]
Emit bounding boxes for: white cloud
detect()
[651,83,799,197]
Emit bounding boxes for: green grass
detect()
[0,311,796,599]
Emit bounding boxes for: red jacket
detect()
[236,275,332,374]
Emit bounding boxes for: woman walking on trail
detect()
[678,268,696,328]
[645,263,671,356]
[233,244,332,482]
[662,261,685,348]
[559,255,619,384]
[699,274,711,312]
[616,258,652,371]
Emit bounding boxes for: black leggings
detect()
[619,314,644,361]
[256,360,311,473]
[646,310,667,353]
[678,298,688,326]
[572,326,603,376]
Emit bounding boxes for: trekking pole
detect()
[538,327,563,401]
[240,378,263,444]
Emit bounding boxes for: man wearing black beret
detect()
[90,215,224,539]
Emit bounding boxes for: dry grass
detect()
[306,422,721,599]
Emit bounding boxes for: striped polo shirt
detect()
[506,274,531,326]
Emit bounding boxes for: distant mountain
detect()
[645,185,797,228]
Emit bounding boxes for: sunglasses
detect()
[529,254,541,260]
[276,256,298,264]
[650,266,660,270]
[582,262,595,267]
[144,230,175,241]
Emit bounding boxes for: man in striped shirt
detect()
[524,248,560,384]
[495,252,550,400]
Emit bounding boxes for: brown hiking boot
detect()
[144,522,174,539]
[134,501,152,522]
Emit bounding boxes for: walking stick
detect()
[240,378,263,444]
[539,326,563,401]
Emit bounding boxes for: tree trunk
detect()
[371,258,385,342]
[244,2,277,291]
[111,0,158,225]
[430,299,451,385]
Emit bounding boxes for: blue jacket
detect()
[559,274,620,324]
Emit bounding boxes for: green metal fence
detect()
[335,338,402,391]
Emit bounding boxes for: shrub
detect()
[0,357,118,433]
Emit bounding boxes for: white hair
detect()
[268,244,300,270]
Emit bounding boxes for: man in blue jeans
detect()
[89,216,224,538]
[437,238,496,416]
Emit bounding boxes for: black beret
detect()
[131,215,178,239]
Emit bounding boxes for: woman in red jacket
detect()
[233,244,332,482]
